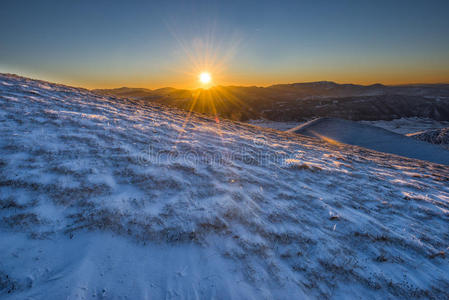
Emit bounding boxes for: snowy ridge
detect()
[360,117,449,135]
[1,74,449,299]
[408,127,449,149]
[288,117,449,165]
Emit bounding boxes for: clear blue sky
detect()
[1,0,448,88]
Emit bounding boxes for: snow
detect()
[248,119,300,131]
[360,117,449,135]
[249,117,449,136]
[408,127,449,150]
[288,117,449,166]
[1,73,449,299]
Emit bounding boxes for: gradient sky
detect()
[1,0,449,89]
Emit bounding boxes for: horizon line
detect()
[2,72,449,92]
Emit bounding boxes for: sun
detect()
[199,72,212,85]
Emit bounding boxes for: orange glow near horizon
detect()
[3,65,448,91]
[2,1,449,91]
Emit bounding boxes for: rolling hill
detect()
[94,82,449,122]
[1,73,449,299]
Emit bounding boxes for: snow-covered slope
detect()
[288,118,449,166]
[360,117,449,135]
[408,127,449,149]
[1,74,449,299]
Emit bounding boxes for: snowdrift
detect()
[1,74,449,299]
[288,117,449,165]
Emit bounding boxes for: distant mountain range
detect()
[93,82,449,122]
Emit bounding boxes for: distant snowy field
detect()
[250,118,449,135]
[287,118,449,166]
[360,118,449,135]
[1,74,449,299]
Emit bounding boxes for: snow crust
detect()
[1,74,449,299]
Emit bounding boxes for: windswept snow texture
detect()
[289,118,449,166]
[1,74,449,299]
